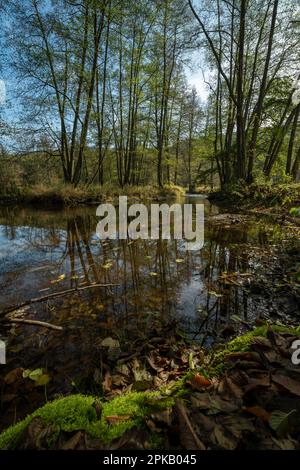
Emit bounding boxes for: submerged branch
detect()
[0,283,119,318]
[4,318,63,331]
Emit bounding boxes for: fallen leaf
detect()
[208,291,223,298]
[272,374,300,397]
[61,431,84,450]
[102,371,112,393]
[102,262,113,269]
[50,274,66,284]
[101,337,120,349]
[34,374,51,387]
[213,425,238,450]
[105,415,131,425]
[23,368,44,382]
[269,409,297,437]
[4,368,23,384]
[190,373,211,390]
[245,406,270,422]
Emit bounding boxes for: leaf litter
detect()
[1,326,300,450]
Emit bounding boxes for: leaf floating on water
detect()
[231,314,242,322]
[149,272,158,277]
[102,262,113,270]
[101,337,120,349]
[208,291,223,298]
[175,259,184,264]
[50,274,66,284]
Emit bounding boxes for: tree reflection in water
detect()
[0,202,297,428]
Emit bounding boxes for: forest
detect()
[0,0,300,455]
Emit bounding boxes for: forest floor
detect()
[0,324,300,450]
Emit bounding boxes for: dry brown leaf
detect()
[190,373,211,390]
[272,374,300,397]
[105,415,131,425]
[61,431,84,450]
[4,368,24,384]
[102,371,112,393]
[245,406,270,422]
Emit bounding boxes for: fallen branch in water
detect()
[4,318,63,331]
[0,283,119,317]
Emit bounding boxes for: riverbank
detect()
[1,324,299,450]
[0,184,185,207]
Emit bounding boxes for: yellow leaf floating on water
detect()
[150,272,158,277]
[208,290,223,298]
[50,274,66,284]
[102,262,113,269]
[175,259,184,263]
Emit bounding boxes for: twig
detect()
[5,318,63,331]
[0,283,119,317]
[175,399,206,450]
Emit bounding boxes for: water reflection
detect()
[0,199,299,429]
[0,201,296,342]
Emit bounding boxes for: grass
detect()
[0,183,185,206]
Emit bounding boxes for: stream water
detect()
[0,196,299,429]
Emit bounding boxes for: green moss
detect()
[0,395,96,449]
[0,392,174,449]
[209,324,300,374]
[88,392,173,443]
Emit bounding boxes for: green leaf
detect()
[23,368,44,381]
[290,207,300,217]
[188,352,195,370]
[34,374,51,387]
[269,409,297,437]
